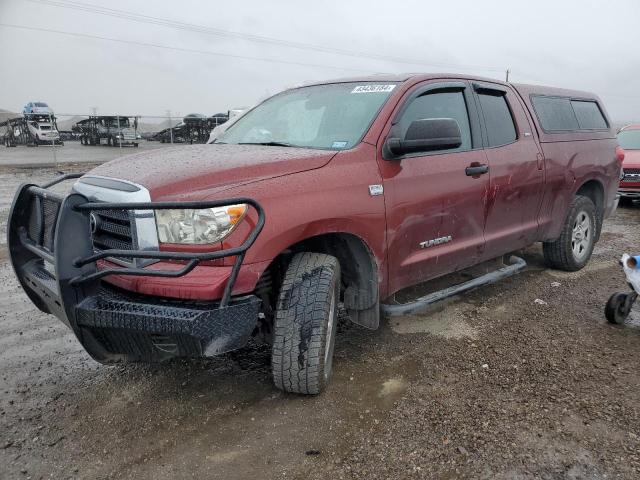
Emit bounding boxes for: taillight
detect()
[616,146,626,165]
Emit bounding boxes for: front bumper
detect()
[8,174,265,363]
[618,188,640,199]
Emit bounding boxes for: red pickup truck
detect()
[8,74,621,394]
[617,124,640,202]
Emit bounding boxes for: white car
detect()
[27,120,60,143]
[208,108,248,143]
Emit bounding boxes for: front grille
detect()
[622,168,640,183]
[92,209,136,264]
[27,195,62,252]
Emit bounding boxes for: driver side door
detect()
[377,81,491,296]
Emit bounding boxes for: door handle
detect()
[465,164,489,176]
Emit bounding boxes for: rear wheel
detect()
[271,252,340,395]
[543,195,596,271]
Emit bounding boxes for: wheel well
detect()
[257,233,379,325]
[576,180,604,239]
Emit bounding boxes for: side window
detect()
[477,93,517,147]
[571,100,607,129]
[397,90,472,152]
[531,96,578,131]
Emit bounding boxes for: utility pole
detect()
[505,69,510,82]
[49,113,58,171]
[91,106,98,116]
[166,110,173,144]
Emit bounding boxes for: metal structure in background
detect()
[73,115,141,147]
[151,113,228,144]
[0,114,63,147]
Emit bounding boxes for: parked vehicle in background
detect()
[1,114,62,146]
[616,125,640,203]
[23,101,53,116]
[27,119,61,144]
[8,74,620,395]
[154,113,229,144]
[73,116,141,147]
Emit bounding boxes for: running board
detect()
[381,255,527,317]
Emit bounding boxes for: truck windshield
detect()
[618,129,640,150]
[107,118,130,128]
[216,82,398,150]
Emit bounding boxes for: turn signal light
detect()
[616,146,626,164]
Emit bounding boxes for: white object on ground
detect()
[622,254,640,294]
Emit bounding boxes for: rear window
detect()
[531,95,608,132]
[571,100,607,129]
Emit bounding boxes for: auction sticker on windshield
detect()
[351,84,396,94]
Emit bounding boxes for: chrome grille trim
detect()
[72,176,159,267]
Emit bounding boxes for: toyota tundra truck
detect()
[8,74,621,394]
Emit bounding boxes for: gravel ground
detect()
[1,167,640,479]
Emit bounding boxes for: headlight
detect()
[155,204,247,244]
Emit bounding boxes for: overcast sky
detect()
[1,0,639,122]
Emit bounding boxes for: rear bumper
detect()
[8,174,265,363]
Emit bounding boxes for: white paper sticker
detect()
[331,141,348,148]
[351,84,396,94]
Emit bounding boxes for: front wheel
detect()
[543,195,597,271]
[271,252,340,395]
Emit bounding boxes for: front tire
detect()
[543,195,597,271]
[271,252,340,395]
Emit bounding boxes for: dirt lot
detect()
[1,167,640,480]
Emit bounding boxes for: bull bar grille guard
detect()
[9,173,266,318]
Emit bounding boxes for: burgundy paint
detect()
[89,74,619,302]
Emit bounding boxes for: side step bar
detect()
[381,255,527,317]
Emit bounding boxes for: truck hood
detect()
[86,144,338,199]
[623,149,640,169]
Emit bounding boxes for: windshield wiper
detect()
[238,141,296,147]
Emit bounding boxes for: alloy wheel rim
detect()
[571,211,591,261]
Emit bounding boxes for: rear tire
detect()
[271,252,340,395]
[543,195,596,272]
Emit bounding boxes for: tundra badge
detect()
[419,235,452,249]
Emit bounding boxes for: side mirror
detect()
[385,118,462,158]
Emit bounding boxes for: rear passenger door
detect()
[472,82,545,259]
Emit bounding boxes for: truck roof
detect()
[301,72,507,86]
[510,83,600,102]
[301,74,601,101]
